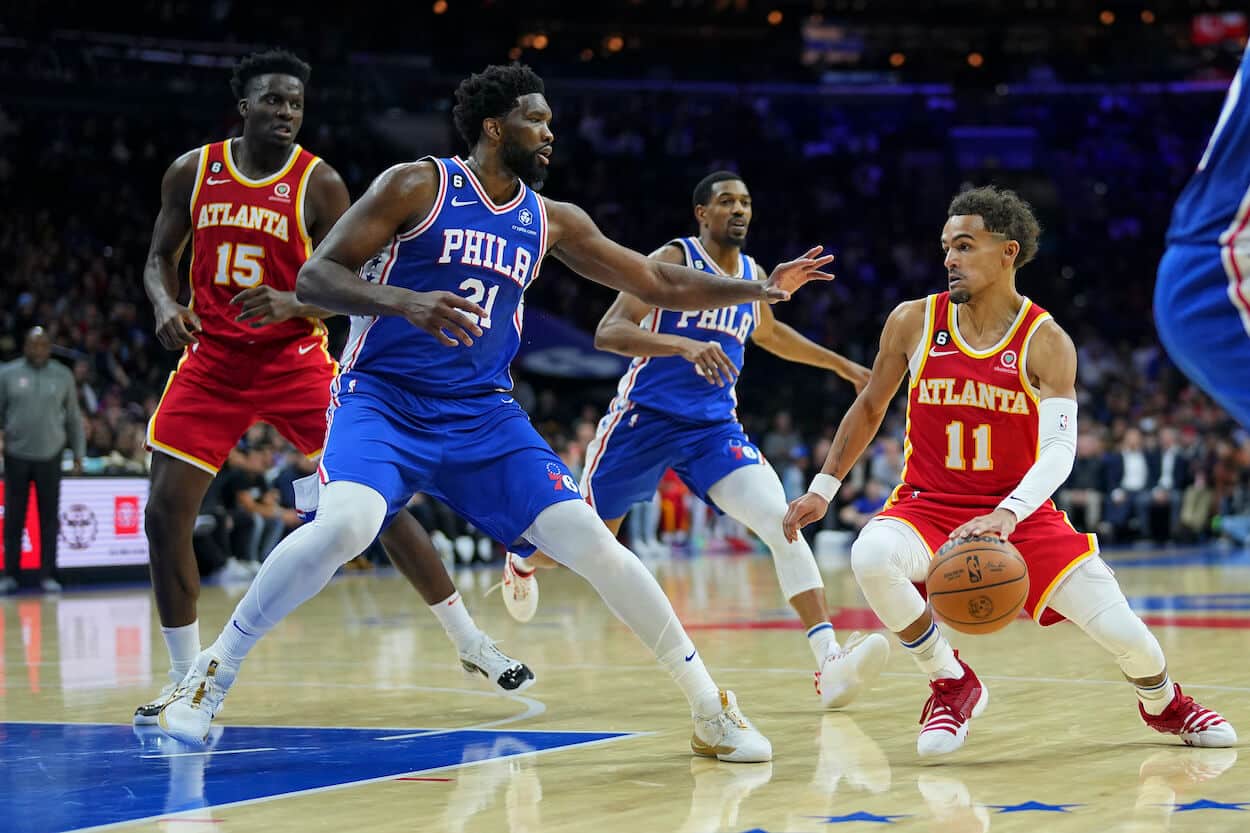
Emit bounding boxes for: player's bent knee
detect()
[850,524,901,581]
[313,481,388,561]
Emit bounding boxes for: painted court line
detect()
[140,747,275,759]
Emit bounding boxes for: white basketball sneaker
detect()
[460,633,536,693]
[815,631,891,709]
[691,690,772,763]
[133,670,183,726]
[498,553,538,623]
[159,651,239,745]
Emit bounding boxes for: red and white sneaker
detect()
[499,553,538,623]
[916,651,989,757]
[1140,684,1237,747]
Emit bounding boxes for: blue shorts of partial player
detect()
[581,404,765,521]
[317,371,583,548]
[1155,242,1250,429]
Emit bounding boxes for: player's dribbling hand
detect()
[782,492,830,543]
[232,286,301,327]
[948,508,1018,542]
[763,246,836,303]
[682,339,739,387]
[398,290,489,347]
[154,301,202,349]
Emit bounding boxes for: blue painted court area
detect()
[0,722,633,833]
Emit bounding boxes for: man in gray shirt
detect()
[0,328,85,593]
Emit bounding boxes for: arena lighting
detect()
[1100,9,1115,25]
[889,51,905,67]
[967,51,984,67]
[1141,10,1155,24]
[768,9,783,24]
[533,33,549,49]
[580,47,594,61]
[432,0,447,13]
[508,46,522,59]
[605,34,624,52]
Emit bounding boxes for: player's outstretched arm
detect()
[592,244,740,387]
[948,320,1079,541]
[144,150,201,349]
[782,300,923,542]
[297,162,487,347]
[752,301,871,393]
[544,199,834,310]
[232,162,350,327]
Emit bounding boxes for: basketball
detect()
[926,536,1029,635]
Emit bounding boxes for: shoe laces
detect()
[919,675,976,726]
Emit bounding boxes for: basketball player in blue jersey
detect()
[499,171,891,709]
[1156,43,1250,428]
[159,64,837,762]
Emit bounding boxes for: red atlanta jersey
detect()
[895,291,1054,501]
[186,139,325,349]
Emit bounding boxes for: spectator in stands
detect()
[1104,426,1152,542]
[1057,430,1109,531]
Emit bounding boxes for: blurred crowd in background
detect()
[3,11,1250,575]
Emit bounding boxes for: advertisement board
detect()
[0,477,149,570]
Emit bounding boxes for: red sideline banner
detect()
[0,477,149,569]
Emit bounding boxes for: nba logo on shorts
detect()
[114,496,140,536]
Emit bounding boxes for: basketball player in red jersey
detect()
[137,50,532,724]
[783,186,1235,756]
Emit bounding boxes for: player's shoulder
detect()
[1029,316,1075,355]
[305,156,347,192]
[886,297,930,328]
[647,240,686,263]
[368,159,441,196]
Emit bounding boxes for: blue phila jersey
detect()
[1167,44,1250,247]
[608,236,760,424]
[339,156,547,397]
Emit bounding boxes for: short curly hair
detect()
[230,49,311,99]
[693,170,744,210]
[948,185,1042,269]
[452,64,546,149]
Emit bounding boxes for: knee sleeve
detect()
[1082,601,1166,680]
[1047,557,1166,680]
[850,520,931,632]
[708,465,823,600]
[312,481,389,563]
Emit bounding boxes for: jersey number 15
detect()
[214,243,265,288]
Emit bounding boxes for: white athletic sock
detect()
[161,621,201,679]
[430,592,481,653]
[660,643,722,717]
[1136,675,1176,715]
[807,622,839,665]
[901,621,963,680]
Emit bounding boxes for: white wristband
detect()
[808,473,842,502]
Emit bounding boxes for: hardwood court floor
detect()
[3,545,1249,833]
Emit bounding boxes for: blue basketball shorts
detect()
[318,372,583,547]
[1155,243,1250,429]
[580,405,765,521]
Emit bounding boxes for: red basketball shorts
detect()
[147,335,336,473]
[879,489,1099,625]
